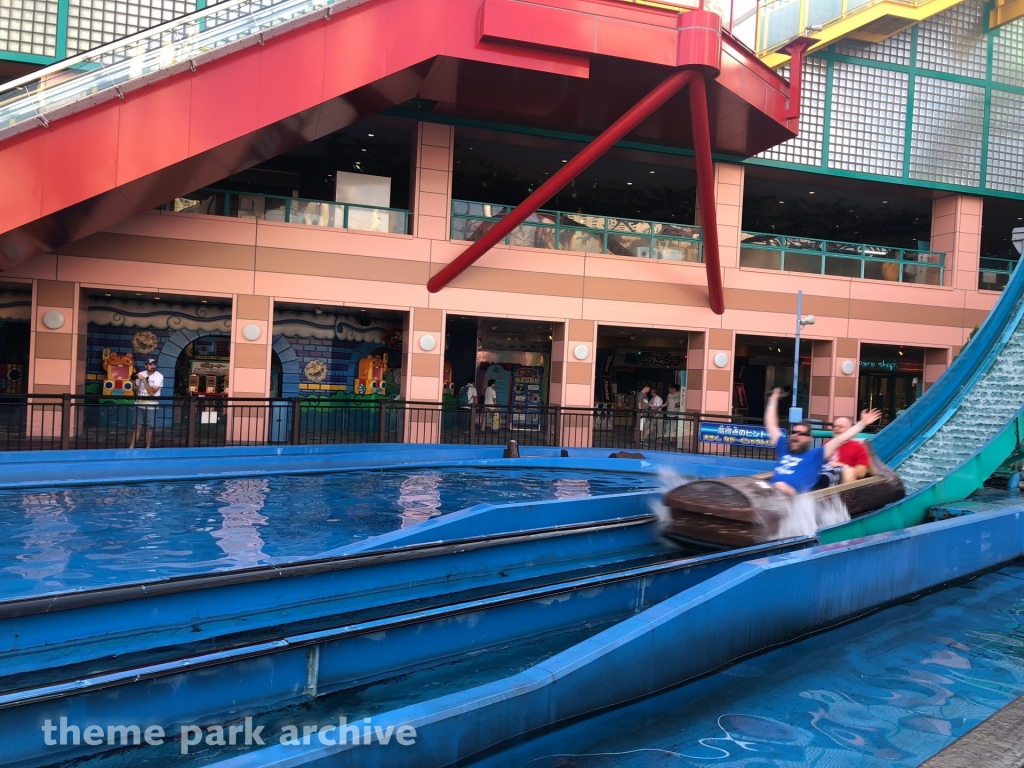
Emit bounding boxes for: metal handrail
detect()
[740,230,946,285]
[170,188,412,234]
[0,0,368,142]
[756,0,938,54]
[451,199,703,261]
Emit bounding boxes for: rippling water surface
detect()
[0,468,657,598]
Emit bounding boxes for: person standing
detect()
[646,387,664,441]
[483,379,498,430]
[635,385,651,445]
[130,358,164,449]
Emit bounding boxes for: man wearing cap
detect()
[130,358,164,449]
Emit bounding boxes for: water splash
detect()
[650,467,693,536]
[770,493,851,539]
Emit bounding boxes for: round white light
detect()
[419,334,436,352]
[713,352,729,368]
[573,344,589,361]
[41,310,65,330]
[841,360,856,375]
[242,323,262,341]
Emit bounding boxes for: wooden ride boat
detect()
[661,442,905,550]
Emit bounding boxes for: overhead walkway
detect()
[821,260,1024,543]
[758,0,967,68]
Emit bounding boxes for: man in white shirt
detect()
[645,388,664,441]
[483,379,498,430]
[130,358,164,449]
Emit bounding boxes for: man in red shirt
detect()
[828,414,873,484]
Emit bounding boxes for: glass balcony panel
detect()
[607,218,652,235]
[174,192,220,215]
[740,247,782,270]
[742,232,782,248]
[607,233,652,258]
[560,212,606,231]
[655,223,700,239]
[902,264,942,286]
[863,246,900,260]
[783,251,823,274]
[824,241,862,256]
[654,238,701,262]
[824,255,862,278]
[262,196,289,223]
[784,237,824,252]
[863,259,901,281]
[760,0,802,50]
[387,209,409,235]
[452,217,497,242]
[980,257,1013,271]
[979,271,1010,291]
[807,0,844,27]
[509,223,557,249]
[562,228,605,253]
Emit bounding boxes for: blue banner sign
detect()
[698,422,782,448]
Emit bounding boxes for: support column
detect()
[405,307,446,443]
[833,337,859,419]
[412,122,454,242]
[695,163,744,270]
[230,295,272,443]
[809,339,834,422]
[551,320,597,447]
[930,194,983,294]
[29,280,85,440]
[685,331,706,414]
[923,348,950,392]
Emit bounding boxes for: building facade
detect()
[0,0,1020,435]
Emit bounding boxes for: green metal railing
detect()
[978,257,1019,292]
[740,231,945,285]
[171,188,410,234]
[451,200,702,262]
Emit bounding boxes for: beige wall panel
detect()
[236,295,270,321]
[255,273,428,307]
[256,249,429,284]
[61,232,257,271]
[256,221,431,262]
[108,210,258,246]
[413,308,443,332]
[412,353,441,378]
[705,369,731,392]
[834,377,856,398]
[432,266,583,298]
[234,344,269,369]
[37,280,76,307]
[34,333,73,359]
[57,256,256,295]
[566,362,593,386]
[568,319,595,342]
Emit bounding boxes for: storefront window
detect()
[858,344,924,426]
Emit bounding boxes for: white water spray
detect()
[763,492,850,539]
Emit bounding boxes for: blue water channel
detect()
[509,562,1024,768]
[0,467,658,599]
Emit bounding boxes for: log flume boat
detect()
[662,442,905,550]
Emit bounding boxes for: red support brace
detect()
[426,69,696,294]
[781,36,816,120]
[688,73,726,316]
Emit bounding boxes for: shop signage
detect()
[860,359,899,371]
[698,422,781,448]
[511,366,543,429]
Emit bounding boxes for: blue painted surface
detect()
[208,504,1024,767]
[0,493,665,684]
[0,467,658,599]
[482,562,1024,768]
[0,539,806,767]
[0,443,771,490]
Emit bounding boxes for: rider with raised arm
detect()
[764,388,881,496]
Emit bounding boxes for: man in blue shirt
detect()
[764,388,881,496]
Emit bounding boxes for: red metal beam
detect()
[688,73,725,316]
[426,68,696,294]
[781,36,816,120]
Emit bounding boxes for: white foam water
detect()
[770,492,850,539]
[650,467,693,536]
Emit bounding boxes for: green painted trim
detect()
[822,54,835,169]
[196,0,208,8]
[820,408,1024,544]
[902,26,918,180]
[54,0,70,61]
[0,51,59,65]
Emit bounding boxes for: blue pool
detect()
[0,467,658,599]
[513,562,1024,768]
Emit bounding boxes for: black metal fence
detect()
[0,395,833,459]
